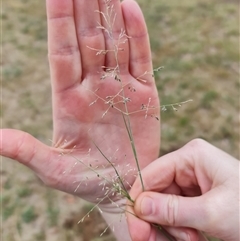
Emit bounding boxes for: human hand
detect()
[127,139,239,241]
[1,0,160,218]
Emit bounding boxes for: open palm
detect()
[1,0,160,207]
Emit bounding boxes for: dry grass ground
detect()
[2,0,239,240]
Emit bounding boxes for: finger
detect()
[134,192,207,230]
[46,0,81,92]
[128,181,196,241]
[126,201,153,241]
[98,0,129,71]
[0,129,60,185]
[126,204,198,241]
[132,150,200,196]
[129,157,176,203]
[137,139,238,196]
[198,232,209,241]
[154,228,173,241]
[74,0,105,77]
[162,226,199,241]
[156,227,206,241]
[122,0,153,84]
[161,181,181,195]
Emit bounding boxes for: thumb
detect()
[0,129,53,174]
[134,192,208,230]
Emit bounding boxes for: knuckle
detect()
[185,138,207,151]
[183,138,209,162]
[48,46,79,57]
[164,194,179,226]
[15,132,36,164]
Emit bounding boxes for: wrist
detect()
[99,199,132,241]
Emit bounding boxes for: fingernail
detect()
[140,196,155,216]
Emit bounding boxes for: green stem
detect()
[121,113,145,192]
[92,140,132,201]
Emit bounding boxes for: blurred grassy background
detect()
[2,0,239,240]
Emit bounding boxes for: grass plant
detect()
[21,206,38,223]
[2,0,238,240]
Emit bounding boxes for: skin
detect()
[127,139,240,241]
[2,1,239,240]
[1,0,161,240]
